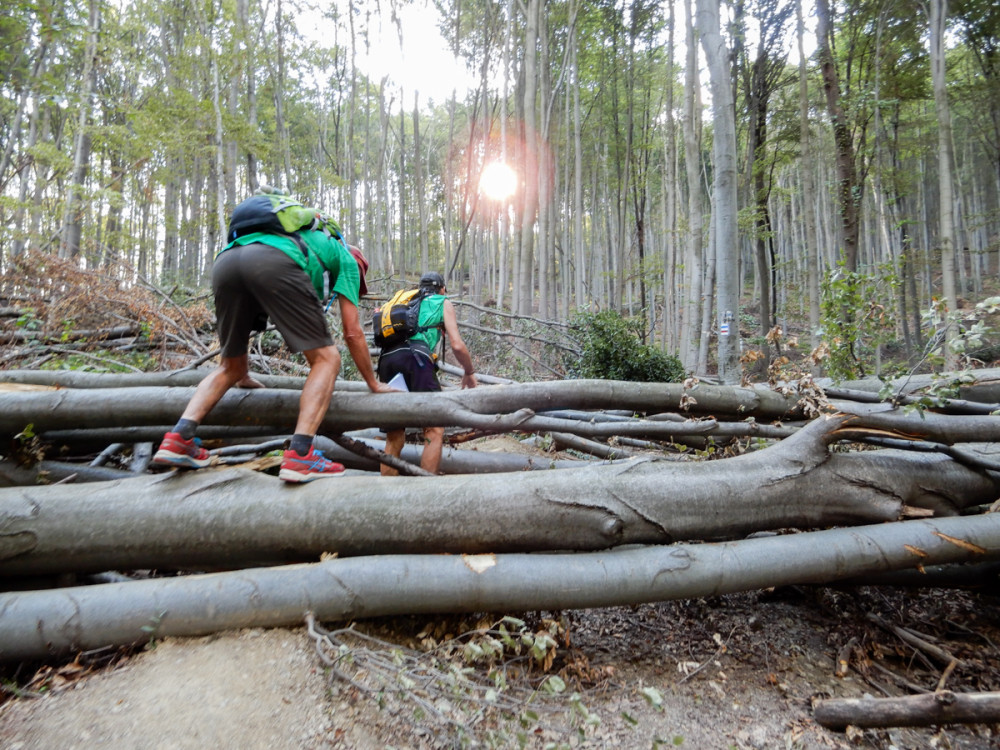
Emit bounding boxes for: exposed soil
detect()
[3,587,999,749]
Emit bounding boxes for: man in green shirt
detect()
[153,218,391,482]
[377,271,477,475]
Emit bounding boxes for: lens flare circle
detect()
[479,161,518,201]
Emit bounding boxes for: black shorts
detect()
[212,243,333,357]
[377,344,441,392]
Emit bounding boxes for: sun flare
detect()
[479,161,517,201]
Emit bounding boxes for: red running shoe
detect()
[152,432,213,469]
[279,445,346,483]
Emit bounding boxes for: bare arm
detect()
[442,300,477,389]
[338,296,392,393]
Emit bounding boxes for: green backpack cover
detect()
[226,187,343,249]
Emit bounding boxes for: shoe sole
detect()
[152,450,213,469]
[278,468,346,483]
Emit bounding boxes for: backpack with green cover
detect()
[373,288,434,350]
[227,187,344,250]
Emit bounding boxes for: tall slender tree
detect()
[697,0,741,383]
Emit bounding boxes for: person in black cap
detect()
[377,271,477,475]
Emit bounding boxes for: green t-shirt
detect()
[412,294,446,350]
[219,231,360,306]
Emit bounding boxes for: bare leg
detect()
[293,345,341,436]
[180,355,253,423]
[381,429,406,476]
[420,426,445,475]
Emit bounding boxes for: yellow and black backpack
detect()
[372,288,434,350]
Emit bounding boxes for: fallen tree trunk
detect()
[0,380,807,437]
[0,435,597,487]
[3,383,999,447]
[0,368,367,391]
[813,690,1000,730]
[821,369,1000,403]
[311,436,595,475]
[2,416,997,576]
[8,366,1000,405]
[1,512,998,661]
[0,460,132,487]
[0,325,142,345]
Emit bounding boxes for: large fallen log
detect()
[2,382,999,448]
[8,366,1000,404]
[0,380,807,437]
[2,416,997,576]
[1,513,997,661]
[0,460,132,487]
[820,368,1000,403]
[0,368,366,391]
[813,691,1000,730]
[0,433,600,487]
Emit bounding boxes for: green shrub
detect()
[568,310,686,383]
[818,262,899,382]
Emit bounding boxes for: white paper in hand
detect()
[387,372,409,391]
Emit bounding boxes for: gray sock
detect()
[289,434,313,455]
[173,418,198,440]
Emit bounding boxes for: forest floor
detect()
[2,584,1000,749]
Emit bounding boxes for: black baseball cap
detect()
[419,271,445,292]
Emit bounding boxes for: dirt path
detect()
[1,628,332,750]
[3,591,999,749]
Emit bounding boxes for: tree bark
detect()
[927,0,960,369]
[2,513,998,661]
[814,690,1000,731]
[0,380,808,436]
[820,369,1000,403]
[696,0,741,382]
[59,0,101,260]
[682,0,705,370]
[815,0,861,271]
[0,436,590,484]
[3,415,998,576]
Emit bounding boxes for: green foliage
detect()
[15,308,41,333]
[39,351,157,373]
[817,263,900,382]
[569,310,685,383]
[891,295,1000,414]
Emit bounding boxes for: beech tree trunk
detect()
[3,415,998,577]
[696,0,741,382]
[928,0,960,369]
[2,513,998,661]
[681,0,705,369]
[59,0,101,260]
[815,0,860,271]
[0,380,808,436]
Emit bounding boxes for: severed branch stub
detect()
[813,691,1000,731]
[834,637,858,678]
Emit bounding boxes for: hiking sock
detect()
[289,433,313,455]
[173,418,199,440]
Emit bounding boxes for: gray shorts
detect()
[212,242,333,357]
